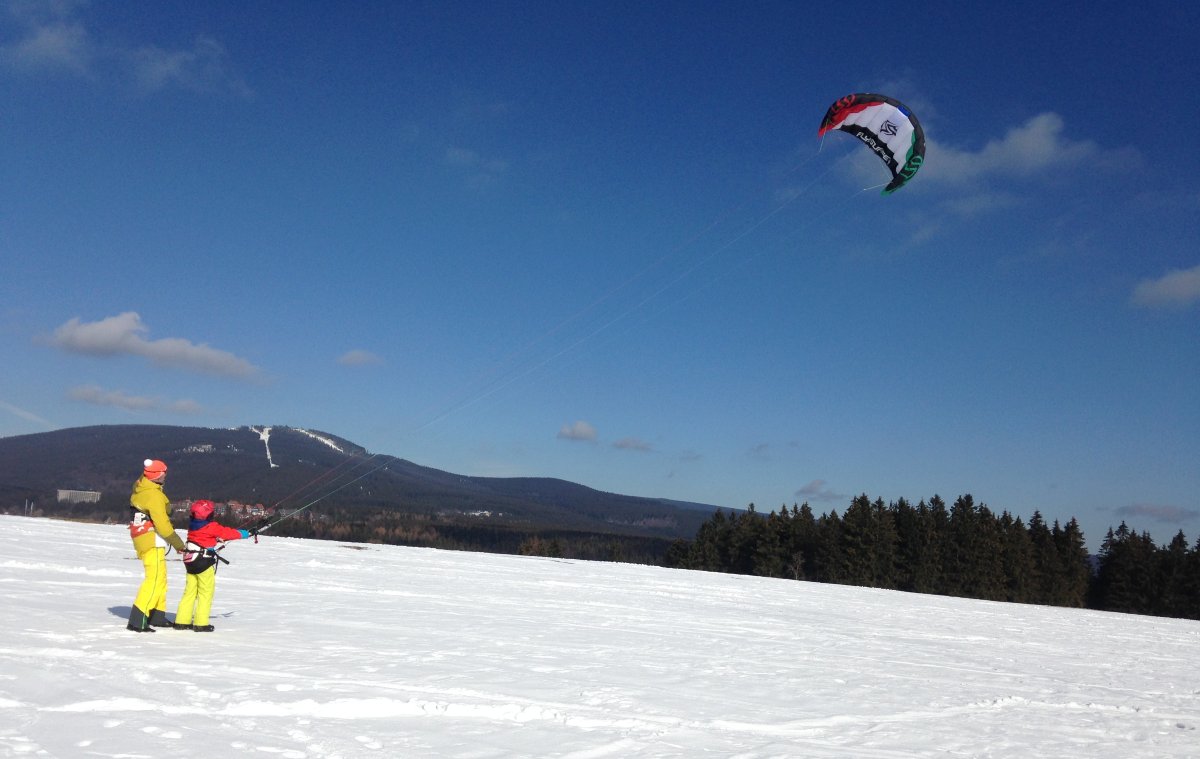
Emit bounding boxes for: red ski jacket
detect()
[183,519,248,573]
[185,519,246,548]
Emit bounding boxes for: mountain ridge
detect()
[0,424,722,539]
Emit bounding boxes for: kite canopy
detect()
[818,93,925,194]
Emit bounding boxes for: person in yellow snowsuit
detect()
[128,458,187,632]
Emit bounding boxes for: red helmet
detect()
[190,499,215,520]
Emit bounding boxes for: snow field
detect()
[0,515,1197,758]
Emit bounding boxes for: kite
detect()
[818,93,925,194]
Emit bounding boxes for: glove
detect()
[238,529,251,539]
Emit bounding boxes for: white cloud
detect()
[923,113,1141,187]
[613,437,652,452]
[1130,264,1200,309]
[445,146,508,187]
[1115,503,1199,524]
[124,35,251,96]
[557,420,596,442]
[941,191,1024,217]
[1,3,249,96]
[796,479,846,504]
[338,349,383,367]
[168,398,203,414]
[0,399,53,427]
[445,146,507,174]
[68,384,155,411]
[48,312,262,379]
[68,384,202,414]
[0,17,90,72]
[445,147,479,167]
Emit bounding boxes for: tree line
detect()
[8,495,673,566]
[13,490,1197,620]
[663,494,1200,620]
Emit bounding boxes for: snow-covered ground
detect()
[1,515,1197,758]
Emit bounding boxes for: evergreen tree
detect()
[1093,523,1158,614]
[869,498,899,588]
[786,503,819,581]
[1055,518,1092,608]
[998,512,1036,603]
[727,505,763,575]
[1156,531,1190,617]
[688,509,728,571]
[927,495,953,595]
[749,508,785,577]
[892,498,919,591]
[895,499,942,593]
[943,494,978,597]
[664,538,690,568]
[1027,511,1059,605]
[840,495,878,586]
[973,504,1007,601]
[815,510,846,583]
[1187,536,1200,619]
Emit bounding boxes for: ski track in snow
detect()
[252,425,280,469]
[294,429,346,454]
[0,516,1197,758]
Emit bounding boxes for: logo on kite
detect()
[818,93,926,195]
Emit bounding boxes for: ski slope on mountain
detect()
[0,515,1196,758]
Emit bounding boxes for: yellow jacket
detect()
[129,476,187,554]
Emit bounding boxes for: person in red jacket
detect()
[172,499,255,632]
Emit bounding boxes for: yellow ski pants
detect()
[132,547,168,618]
[175,566,217,627]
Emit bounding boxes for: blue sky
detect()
[2,1,1198,550]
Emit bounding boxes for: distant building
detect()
[57,489,101,504]
[173,500,229,517]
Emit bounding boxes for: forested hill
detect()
[0,424,719,543]
[8,426,1195,620]
[665,495,1200,621]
